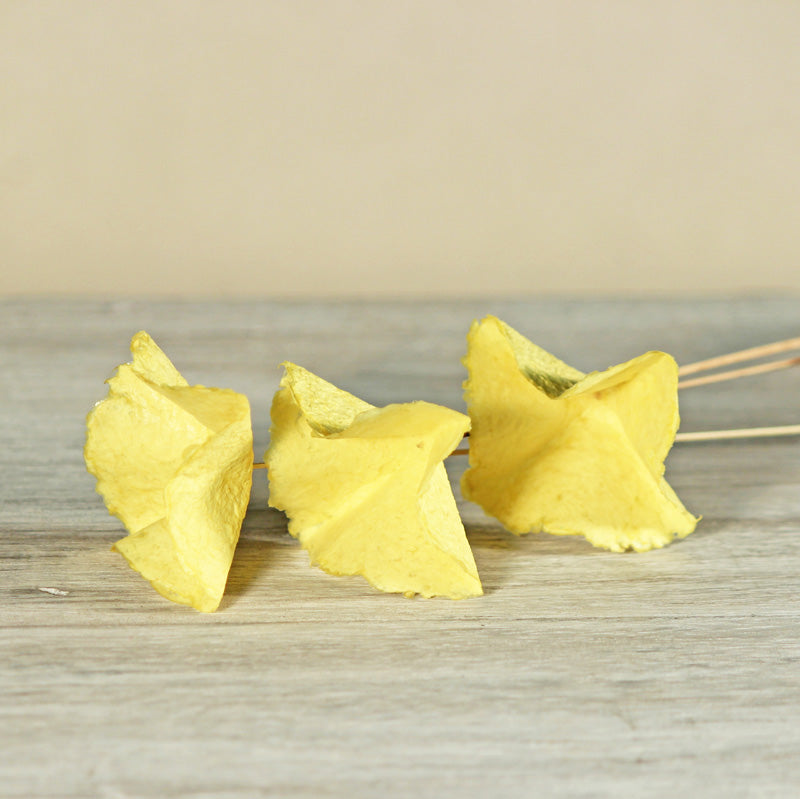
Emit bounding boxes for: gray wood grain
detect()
[1,297,799,798]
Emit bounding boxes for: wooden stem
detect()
[678,336,800,377]
[252,424,800,469]
[447,425,800,454]
[674,424,800,443]
[678,356,800,389]
[452,425,800,454]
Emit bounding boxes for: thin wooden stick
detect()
[678,336,800,377]
[678,356,800,389]
[253,424,800,469]
[448,425,800,454]
[674,424,800,443]
[252,416,800,470]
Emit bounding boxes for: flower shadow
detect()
[220,506,289,607]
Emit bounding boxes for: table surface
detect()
[2,297,799,799]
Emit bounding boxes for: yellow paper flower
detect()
[462,316,698,552]
[84,332,253,611]
[266,363,482,598]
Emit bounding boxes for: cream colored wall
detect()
[2,1,799,297]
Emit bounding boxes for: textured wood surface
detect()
[2,298,799,798]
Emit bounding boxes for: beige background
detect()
[2,1,799,297]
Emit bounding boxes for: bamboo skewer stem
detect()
[678,356,800,389]
[251,423,800,469]
[448,425,800,453]
[448,425,800,454]
[674,424,800,443]
[678,336,800,377]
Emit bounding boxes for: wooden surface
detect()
[2,297,799,798]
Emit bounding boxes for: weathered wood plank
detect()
[1,298,799,798]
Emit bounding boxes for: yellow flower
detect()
[462,316,697,552]
[266,363,482,598]
[85,332,253,611]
